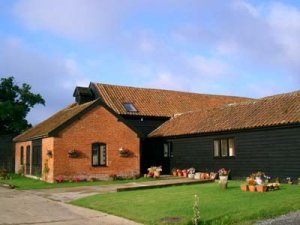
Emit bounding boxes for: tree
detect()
[0,76,45,134]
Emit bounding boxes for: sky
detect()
[1,0,300,125]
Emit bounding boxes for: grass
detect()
[71,181,300,225]
[0,174,152,190]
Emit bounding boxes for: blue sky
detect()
[1,0,300,125]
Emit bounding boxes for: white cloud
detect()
[232,1,260,18]
[187,56,229,78]
[5,0,300,108]
[0,37,89,125]
[146,71,188,91]
[268,2,300,72]
[13,0,127,41]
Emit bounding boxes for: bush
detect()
[0,168,9,180]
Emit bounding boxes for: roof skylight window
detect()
[123,103,137,112]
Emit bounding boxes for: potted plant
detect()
[194,172,201,180]
[200,172,209,180]
[247,176,256,192]
[218,168,230,182]
[240,178,248,191]
[209,172,217,180]
[119,147,130,157]
[188,168,196,179]
[286,177,293,185]
[147,166,162,178]
[154,166,162,178]
[253,171,264,185]
[268,182,280,191]
[298,177,300,186]
[68,149,80,158]
[147,167,155,177]
[177,169,183,177]
[218,168,230,190]
[256,184,267,192]
[55,176,64,183]
[182,169,188,177]
[172,168,177,176]
[240,184,248,191]
[46,150,53,158]
[248,185,256,192]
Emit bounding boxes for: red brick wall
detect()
[15,141,31,174]
[52,105,140,182]
[42,138,54,182]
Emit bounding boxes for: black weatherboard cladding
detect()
[122,116,168,138]
[166,125,300,179]
[0,134,15,172]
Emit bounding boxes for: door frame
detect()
[31,139,42,177]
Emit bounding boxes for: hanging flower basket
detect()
[68,150,80,158]
[119,147,130,157]
[46,150,53,158]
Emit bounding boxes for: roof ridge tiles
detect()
[93,82,249,99]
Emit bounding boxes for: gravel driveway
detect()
[255,210,300,225]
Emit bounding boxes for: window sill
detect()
[213,156,236,159]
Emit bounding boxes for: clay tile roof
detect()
[14,100,98,142]
[92,83,251,117]
[149,90,300,137]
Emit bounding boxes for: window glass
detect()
[100,145,106,166]
[163,143,169,158]
[123,103,137,112]
[20,146,24,165]
[92,144,99,166]
[229,138,235,156]
[213,140,220,157]
[213,138,235,158]
[221,139,228,157]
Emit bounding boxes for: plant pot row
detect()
[172,171,212,180]
[240,183,280,192]
[173,171,189,177]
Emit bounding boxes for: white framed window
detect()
[213,138,235,158]
[92,143,107,166]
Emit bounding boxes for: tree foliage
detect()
[0,76,45,134]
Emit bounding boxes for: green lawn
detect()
[0,174,152,190]
[71,181,300,225]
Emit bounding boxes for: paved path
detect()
[0,178,205,225]
[26,178,210,202]
[0,187,140,225]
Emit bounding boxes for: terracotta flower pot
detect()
[183,172,188,177]
[148,172,154,177]
[248,185,256,192]
[154,171,160,178]
[172,171,177,176]
[240,184,248,191]
[256,185,267,192]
